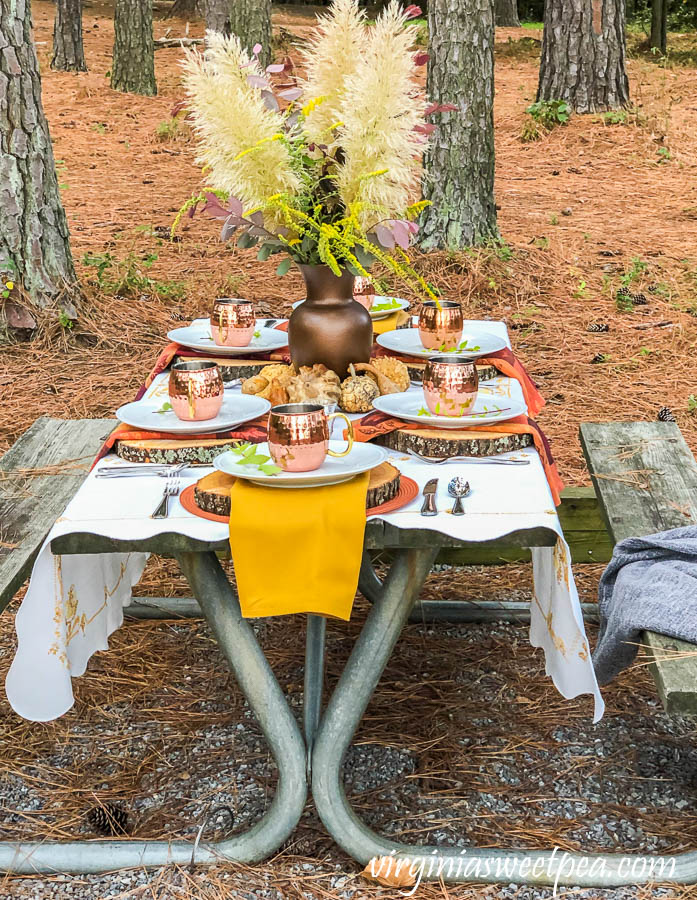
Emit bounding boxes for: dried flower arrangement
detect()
[176,0,453,298]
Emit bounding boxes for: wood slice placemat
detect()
[116,437,241,465]
[175,355,500,384]
[375,426,532,458]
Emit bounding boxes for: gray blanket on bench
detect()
[593,526,697,684]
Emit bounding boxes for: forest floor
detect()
[2,5,697,898]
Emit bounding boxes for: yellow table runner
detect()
[372,309,411,335]
[228,472,370,620]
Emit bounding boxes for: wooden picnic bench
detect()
[580,421,697,716]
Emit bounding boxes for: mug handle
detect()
[326,413,354,458]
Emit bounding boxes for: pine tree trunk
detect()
[205,0,230,33]
[495,0,520,27]
[228,0,272,66]
[0,0,78,308]
[537,0,630,112]
[111,0,157,96]
[418,0,497,250]
[650,0,667,55]
[51,0,87,71]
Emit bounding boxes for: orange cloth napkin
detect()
[351,410,563,506]
[228,472,370,619]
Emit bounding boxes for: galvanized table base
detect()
[3,540,697,885]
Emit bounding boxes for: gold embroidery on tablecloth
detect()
[48,556,133,667]
[553,540,570,590]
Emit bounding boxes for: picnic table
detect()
[3,322,697,886]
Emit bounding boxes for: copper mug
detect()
[418,300,463,351]
[169,360,224,421]
[211,298,255,347]
[268,403,354,472]
[353,276,376,311]
[423,355,478,417]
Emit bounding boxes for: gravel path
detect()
[2,581,696,899]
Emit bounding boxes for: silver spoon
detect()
[448,477,471,515]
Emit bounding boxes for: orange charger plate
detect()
[179,475,419,524]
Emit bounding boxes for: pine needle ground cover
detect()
[1,7,697,898]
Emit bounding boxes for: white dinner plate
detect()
[167,321,288,356]
[372,392,527,429]
[292,295,409,321]
[375,326,507,359]
[116,393,271,434]
[214,440,388,487]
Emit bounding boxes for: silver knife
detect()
[420,478,438,516]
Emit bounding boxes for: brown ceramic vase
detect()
[288,264,373,378]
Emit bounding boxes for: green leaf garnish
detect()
[437,340,483,354]
[371,297,401,312]
[253,330,261,339]
[153,401,173,414]
[417,406,432,417]
[230,442,281,476]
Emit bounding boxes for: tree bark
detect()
[205,0,230,33]
[495,0,520,27]
[111,0,157,96]
[0,0,78,308]
[51,0,87,71]
[650,0,667,55]
[227,0,272,66]
[418,0,497,250]
[537,0,630,112]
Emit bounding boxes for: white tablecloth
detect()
[5,322,604,722]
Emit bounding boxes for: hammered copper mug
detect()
[268,403,354,472]
[211,298,255,347]
[423,355,479,417]
[418,300,464,351]
[353,276,376,312]
[169,360,224,421]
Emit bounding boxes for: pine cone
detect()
[86,803,129,836]
[657,406,677,422]
[616,286,632,297]
[587,323,610,333]
[632,292,649,305]
[591,353,608,364]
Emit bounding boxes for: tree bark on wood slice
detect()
[111,0,157,96]
[418,0,497,249]
[495,0,520,27]
[228,0,272,66]
[176,357,272,382]
[375,428,532,457]
[537,0,629,112]
[0,0,78,310]
[51,0,87,71]
[116,437,241,464]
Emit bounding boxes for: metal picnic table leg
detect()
[313,547,697,887]
[303,614,327,770]
[0,551,307,875]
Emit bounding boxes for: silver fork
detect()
[150,473,182,519]
[263,318,281,328]
[406,448,530,466]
